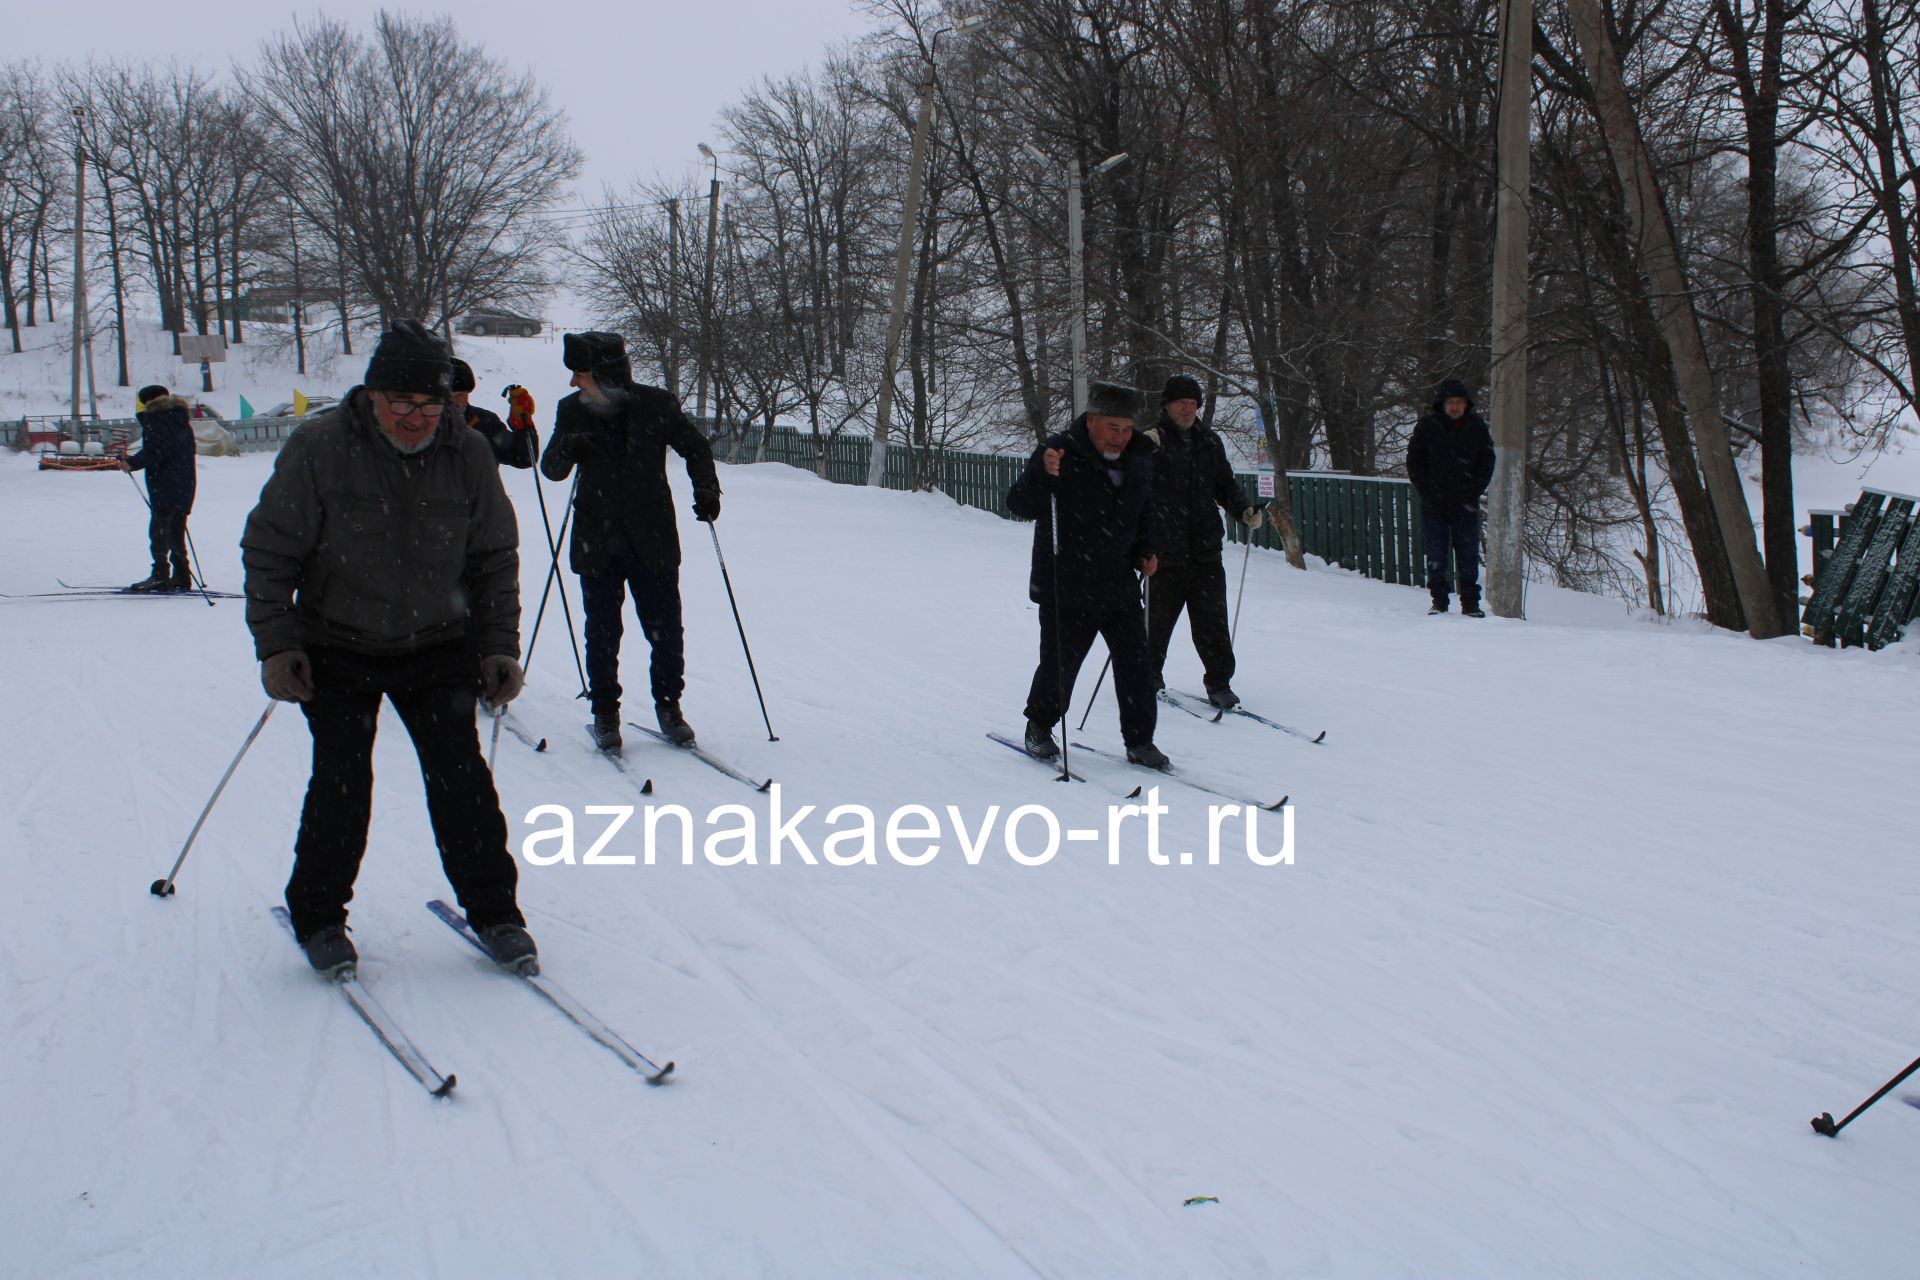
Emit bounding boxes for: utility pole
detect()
[69,107,88,434]
[696,143,722,425]
[1485,0,1531,619]
[1067,157,1088,416]
[867,15,988,487]
[667,197,681,398]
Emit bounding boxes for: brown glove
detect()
[480,654,525,707]
[261,649,314,702]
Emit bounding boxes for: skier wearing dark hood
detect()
[1406,377,1496,617]
[120,385,198,592]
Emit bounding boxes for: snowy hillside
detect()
[3,429,1918,1276]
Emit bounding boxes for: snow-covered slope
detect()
[2,436,1917,1277]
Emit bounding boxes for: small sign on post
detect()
[178,334,228,364]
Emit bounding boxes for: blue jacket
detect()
[127,395,197,513]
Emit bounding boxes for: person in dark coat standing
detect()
[120,385,198,592]
[450,357,536,468]
[240,319,534,978]
[1142,374,1263,709]
[1008,380,1170,769]
[1406,377,1497,617]
[540,331,720,756]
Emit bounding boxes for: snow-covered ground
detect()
[3,405,1919,1274]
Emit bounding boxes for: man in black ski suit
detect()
[1141,374,1263,709]
[1008,380,1170,769]
[240,319,535,978]
[540,331,720,756]
[451,357,536,468]
[120,385,198,592]
[1406,377,1497,617]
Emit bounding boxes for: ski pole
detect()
[150,701,278,898]
[524,476,586,697]
[1049,493,1070,782]
[707,523,779,741]
[1812,1052,1920,1137]
[1075,573,1146,731]
[531,469,588,696]
[1230,533,1252,646]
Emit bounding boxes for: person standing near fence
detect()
[119,385,198,592]
[1141,374,1263,708]
[540,331,721,756]
[1406,377,1496,618]
[1008,380,1169,769]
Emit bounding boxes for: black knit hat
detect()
[1087,381,1145,421]
[563,331,633,386]
[365,319,453,397]
[1161,374,1203,405]
[449,358,476,394]
[1436,377,1474,406]
[136,384,170,410]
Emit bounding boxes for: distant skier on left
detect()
[118,385,197,592]
[240,319,537,978]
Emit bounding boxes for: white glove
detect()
[1242,506,1266,531]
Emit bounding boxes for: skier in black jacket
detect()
[1007,380,1169,769]
[120,385,198,592]
[540,331,720,755]
[1142,374,1262,709]
[451,358,536,468]
[1406,377,1497,616]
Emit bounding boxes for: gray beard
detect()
[1100,449,1123,461]
[380,425,436,455]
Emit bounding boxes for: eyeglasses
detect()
[382,396,446,419]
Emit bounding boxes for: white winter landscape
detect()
[2,314,1918,1278]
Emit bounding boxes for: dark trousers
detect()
[581,556,685,716]
[286,644,522,940]
[1146,560,1235,692]
[148,508,189,580]
[1025,597,1159,749]
[1422,509,1482,608]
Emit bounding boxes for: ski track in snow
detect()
[5,423,1920,1277]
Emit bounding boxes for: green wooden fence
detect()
[710,422,1431,589]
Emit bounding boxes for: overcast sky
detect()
[10,0,880,198]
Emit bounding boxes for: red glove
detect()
[503,385,536,432]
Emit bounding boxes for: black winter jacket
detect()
[1142,413,1254,566]
[1007,416,1157,614]
[539,384,719,576]
[465,403,537,469]
[127,394,197,513]
[1406,405,1496,518]
[240,388,521,660]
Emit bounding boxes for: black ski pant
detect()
[1422,509,1482,609]
[147,507,190,581]
[1146,559,1235,693]
[580,553,685,716]
[1024,595,1159,749]
[286,643,523,940]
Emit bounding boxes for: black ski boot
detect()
[477,921,539,975]
[127,568,170,593]
[1023,718,1059,760]
[1461,602,1486,619]
[656,700,697,747]
[1206,685,1241,711]
[300,924,357,978]
[591,710,622,755]
[1126,742,1172,771]
[165,571,196,593]
[1428,600,1448,616]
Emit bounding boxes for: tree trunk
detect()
[1568,0,1784,638]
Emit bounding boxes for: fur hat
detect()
[449,358,476,394]
[1161,374,1204,406]
[136,384,171,411]
[1087,381,1145,422]
[364,319,454,397]
[563,331,633,387]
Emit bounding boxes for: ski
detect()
[426,900,675,1085]
[269,907,456,1098]
[497,709,548,753]
[1163,688,1326,745]
[629,723,770,792]
[0,587,241,600]
[582,725,655,794]
[1070,739,1288,811]
[986,731,1085,782]
[56,579,240,599]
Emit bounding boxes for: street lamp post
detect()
[866,14,988,487]
[1029,146,1126,416]
[696,142,721,424]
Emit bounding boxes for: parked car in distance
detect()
[260,396,339,418]
[455,307,542,337]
